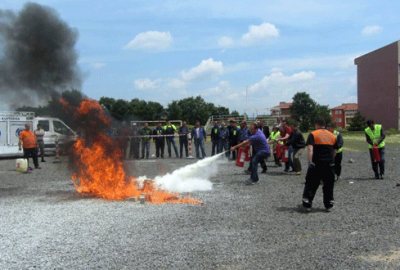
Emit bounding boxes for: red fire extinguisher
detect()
[235,148,247,167]
[281,145,289,163]
[244,145,251,162]
[372,146,381,162]
[276,144,282,158]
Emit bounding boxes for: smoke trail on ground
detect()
[140,153,228,193]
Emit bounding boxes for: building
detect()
[331,103,358,129]
[270,102,292,118]
[354,40,400,130]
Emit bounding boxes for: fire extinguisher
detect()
[235,148,246,167]
[244,145,251,162]
[276,144,282,158]
[282,145,289,163]
[372,146,381,162]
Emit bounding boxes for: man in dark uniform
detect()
[153,122,165,158]
[218,122,230,158]
[210,121,220,156]
[164,120,179,158]
[229,121,240,160]
[260,120,270,140]
[299,118,339,212]
[178,121,190,158]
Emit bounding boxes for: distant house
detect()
[270,102,292,118]
[331,103,358,129]
[354,40,400,130]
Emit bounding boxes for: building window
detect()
[335,110,342,114]
[335,118,342,122]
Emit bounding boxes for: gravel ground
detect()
[0,143,399,270]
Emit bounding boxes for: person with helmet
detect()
[365,120,386,179]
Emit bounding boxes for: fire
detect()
[69,98,202,204]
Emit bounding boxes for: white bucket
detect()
[16,158,28,172]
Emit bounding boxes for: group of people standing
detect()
[231,117,386,213]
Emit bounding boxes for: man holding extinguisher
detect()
[230,122,270,185]
[276,120,295,172]
[365,120,386,179]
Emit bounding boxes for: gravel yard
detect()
[0,142,399,270]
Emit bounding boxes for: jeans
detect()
[166,137,179,157]
[194,139,206,159]
[334,152,343,176]
[23,147,39,168]
[180,139,188,157]
[155,140,165,158]
[37,140,45,160]
[211,140,220,156]
[141,141,150,159]
[219,140,230,157]
[293,148,304,172]
[369,147,385,177]
[249,151,270,183]
[302,163,335,208]
[285,145,295,171]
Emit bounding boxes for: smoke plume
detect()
[0,2,81,110]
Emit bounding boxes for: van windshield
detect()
[38,120,50,132]
[53,120,71,135]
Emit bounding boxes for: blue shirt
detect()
[248,129,270,154]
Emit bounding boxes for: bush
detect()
[347,111,366,131]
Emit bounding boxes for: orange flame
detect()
[69,99,202,204]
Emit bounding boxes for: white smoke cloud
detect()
[138,154,227,193]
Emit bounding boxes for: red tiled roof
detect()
[272,102,293,109]
[331,103,358,111]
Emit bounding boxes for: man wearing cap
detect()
[19,123,41,169]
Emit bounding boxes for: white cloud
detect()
[166,78,186,89]
[134,78,162,90]
[218,36,234,48]
[249,71,315,92]
[181,58,224,81]
[205,81,231,95]
[241,22,279,46]
[361,25,382,36]
[124,31,173,50]
[90,63,106,69]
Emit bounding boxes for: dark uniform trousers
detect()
[303,163,335,209]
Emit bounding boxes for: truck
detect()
[0,111,77,157]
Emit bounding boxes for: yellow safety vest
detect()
[270,131,283,144]
[365,125,385,149]
[333,130,343,153]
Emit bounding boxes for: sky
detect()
[2,0,400,117]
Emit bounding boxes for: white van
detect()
[0,111,77,157]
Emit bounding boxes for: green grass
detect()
[302,132,400,152]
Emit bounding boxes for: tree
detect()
[348,111,366,131]
[290,92,316,132]
[231,110,240,117]
[313,104,331,126]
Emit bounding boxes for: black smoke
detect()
[0,2,82,109]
